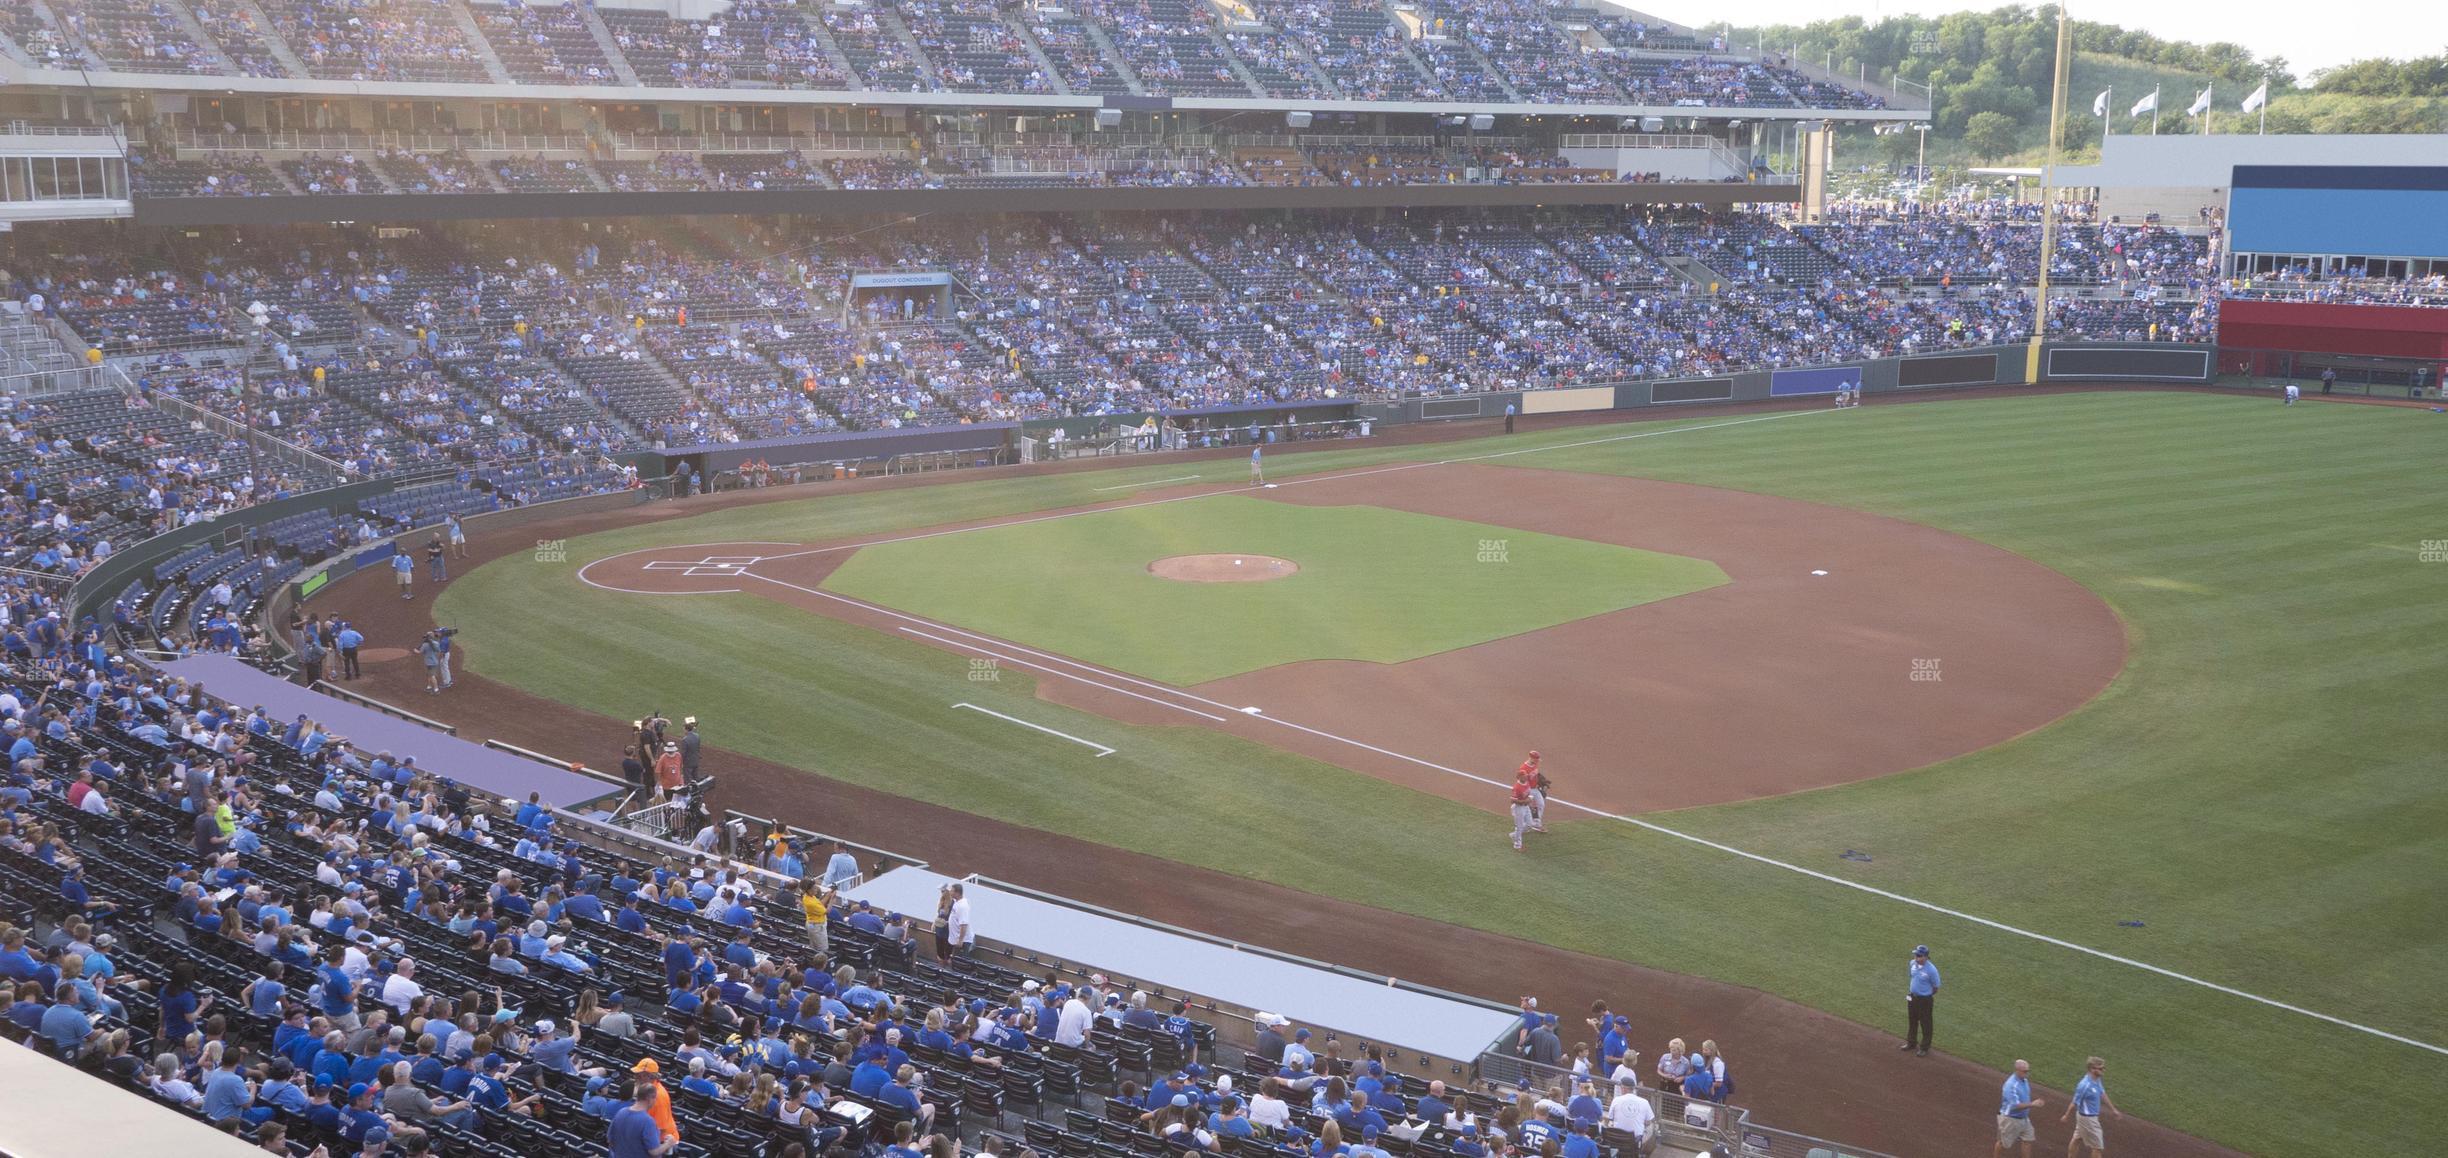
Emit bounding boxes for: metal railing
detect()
[610,131,907,154]
[0,363,113,396]
[1558,132,1723,150]
[1,121,124,139]
[160,127,589,153]
[309,679,460,734]
[1231,132,1534,150]
[135,379,355,483]
[1476,1049,1898,1158]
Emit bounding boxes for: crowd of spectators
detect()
[0,625,1790,1158]
[2223,269,2448,308]
[3,203,2227,463]
[127,139,1713,197]
[0,0,1895,112]
[252,0,492,83]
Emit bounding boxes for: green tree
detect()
[1962,110,2020,159]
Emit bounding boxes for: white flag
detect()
[2092,89,2110,117]
[2187,86,2213,117]
[2130,90,2159,117]
[2241,82,2268,113]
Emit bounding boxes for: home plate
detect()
[1810,569,1829,576]
[1241,706,1264,715]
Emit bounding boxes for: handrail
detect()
[134,377,354,482]
[309,679,459,734]
[480,737,628,789]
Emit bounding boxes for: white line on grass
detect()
[835,579,2448,1062]
[659,409,2443,1056]
[574,541,801,595]
[1091,474,1202,491]
[951,702,1115,756]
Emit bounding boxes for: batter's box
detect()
[642,555,768,577]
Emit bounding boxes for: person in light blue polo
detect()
[1903,944,1940,1056]
[391,550,414,600]
[1994,1058,2042,1157]
[2060,1056,2121,1157]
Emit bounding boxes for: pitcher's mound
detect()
[1148,554,1300,583]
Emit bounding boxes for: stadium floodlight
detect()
[1286,111,1312,129]
[1468,114,1495,131]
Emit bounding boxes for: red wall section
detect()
[2217,298,2448,358]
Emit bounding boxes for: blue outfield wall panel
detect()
[1768,365,1864,397]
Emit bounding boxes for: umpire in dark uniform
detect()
[679,718,702,781]
[1901,945,1940,1056]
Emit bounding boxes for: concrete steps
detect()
[231,0,311,78]
[449,2,517,85]
[578,6,641,87]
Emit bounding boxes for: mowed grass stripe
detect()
[444,391,2448,1154]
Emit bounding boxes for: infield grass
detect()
[441,393,2448,1155]
[819,493,1727,684]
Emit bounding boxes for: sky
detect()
[1649,0,2441,76]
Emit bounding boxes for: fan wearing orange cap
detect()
[631,1056,679,1143]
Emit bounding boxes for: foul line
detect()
[951,702,1115,757]
[851,598,2448,1060]
[1091,474,1201,491]
[642,409,2444,1056]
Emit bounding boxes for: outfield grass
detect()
[820,493,1726,684]
[440,394,2448,1154]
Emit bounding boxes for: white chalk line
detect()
[1091,474,1202,491]
[951,702,1115,757]
[876,614,2448,1059]
[603,409,2444,1057]
[574,540,800,596]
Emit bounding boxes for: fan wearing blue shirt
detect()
[2060,1056,2120,1157]
[38,983,92,1054]
[1995,1059,2042,1156]
[849,1055,893,1097]
[610,1086,674,1158]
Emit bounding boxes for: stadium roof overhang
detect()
[2,62,1917,127]
[130,179,1800,227]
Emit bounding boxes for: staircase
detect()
[1206,28,1268,98]
[1001,10,1071,95]
[578,6,641,87]
[448,2,517,85]
[1664,256,1728,293]
[26,0,84,68]
[232,0,310,78]
[877,8,942,90]
[1078,20,1144,94]
[799,12,860,89]
[162,0,242,76]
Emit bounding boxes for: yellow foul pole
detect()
[2027,4,2074,383]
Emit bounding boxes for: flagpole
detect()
[2152,84,2160,134]
[2103,86,2112,150]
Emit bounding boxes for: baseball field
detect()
[331,389,2447,1156]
